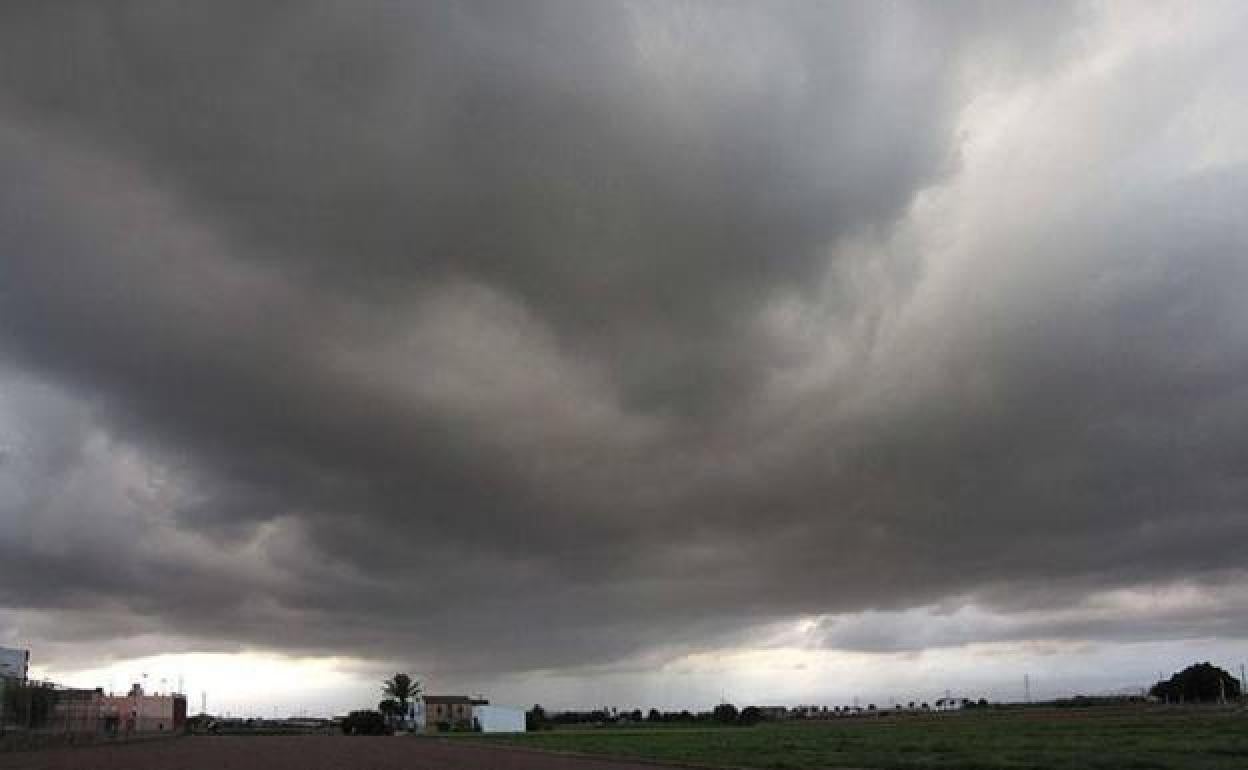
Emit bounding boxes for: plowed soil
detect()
[0,735,679,770]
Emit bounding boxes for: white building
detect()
[934,697,967,711]
[473,705,526,733]
[0,646,29,680]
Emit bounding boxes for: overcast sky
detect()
[2,1,1247,715]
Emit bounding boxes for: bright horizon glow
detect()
[37,652,372,718]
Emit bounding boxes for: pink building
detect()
[102,684,187,734]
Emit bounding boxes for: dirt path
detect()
[0,734,688,770]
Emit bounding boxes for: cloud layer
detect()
[2,1,1247,686]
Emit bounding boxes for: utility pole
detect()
[1240,664,1245,702]
[138,673,148,732]
[1024,674,1031,705]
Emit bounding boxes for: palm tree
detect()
[381,673,421,725]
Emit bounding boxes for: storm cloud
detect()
[2,0,1247,689]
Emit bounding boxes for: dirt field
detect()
[0,735,674,770]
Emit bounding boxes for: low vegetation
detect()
[340,709,387,736]
[0,680,59,729]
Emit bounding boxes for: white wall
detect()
[405,700,426,730]
[473,705,525,733]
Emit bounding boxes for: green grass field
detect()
[466,708,1248,769]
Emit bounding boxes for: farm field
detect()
[469,708,1248,770]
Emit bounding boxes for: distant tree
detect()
[526,704,547,731]
[738,706,764,726]
[647,708,662,722]
[907,701,916,710]
[978,698,989,708]
[712,703,739,724]
[1150,662,1242,703]
[630,709,643,722]
[381,673,421,719]
[921,702,930,711]
[342,709,387,735]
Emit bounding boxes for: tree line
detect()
[524,700,990,730]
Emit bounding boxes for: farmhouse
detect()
[754,706,790,720]
[410,695,524,733]
[420,694,481,729]
[934,696,969,711]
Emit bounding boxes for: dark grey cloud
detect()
[2,0,1247,682]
